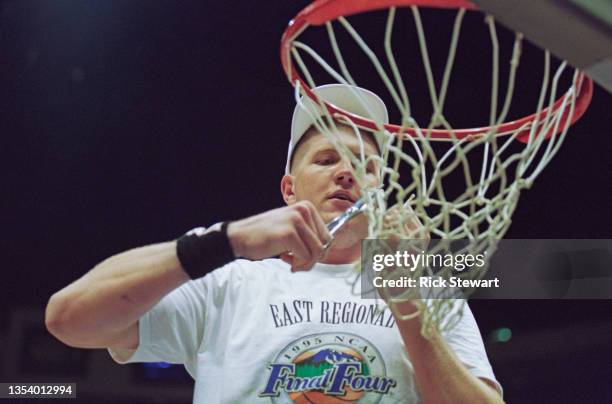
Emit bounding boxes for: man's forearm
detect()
[45,241,189,348]
[394,304,503,404]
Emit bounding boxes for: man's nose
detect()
[334,163,356,188]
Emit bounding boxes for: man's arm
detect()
[379,207,502,402]
[45,201,329,350]
[392,302,504,404]
[45,241,188,349]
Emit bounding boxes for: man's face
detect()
[282,125,380,224]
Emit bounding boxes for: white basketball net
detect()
[287,6,588,336]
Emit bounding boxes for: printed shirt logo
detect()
[260,332,396,403]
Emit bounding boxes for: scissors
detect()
[322,188,381,252]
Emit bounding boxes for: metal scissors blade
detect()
[322,189,380,252]
[326,198,367,238]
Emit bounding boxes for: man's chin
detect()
[331,215,369,244]
[327,198,354,211]
[322,200,354,221]
[322,208,348,224]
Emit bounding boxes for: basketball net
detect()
[281,0,593,336]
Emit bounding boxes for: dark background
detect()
[1,0,611,402]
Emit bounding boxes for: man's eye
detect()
[316,158,335,165]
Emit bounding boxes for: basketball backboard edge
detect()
[471,0,612,93]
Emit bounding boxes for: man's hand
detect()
[227,201,331,271]
[382,202,429,239]
[377,203,430,318]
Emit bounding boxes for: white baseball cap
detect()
[285,84,389,174]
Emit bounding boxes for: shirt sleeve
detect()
[108,276,209,365]
[442,301,504,398]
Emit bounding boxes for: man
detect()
[45,84,503,403]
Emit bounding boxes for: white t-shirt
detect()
[110,258,502,403]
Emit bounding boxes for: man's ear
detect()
[281,175,298,205]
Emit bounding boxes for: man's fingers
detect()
[294,202,331,245]
[284,227,312,267]
[384,203,427,238]
[280,252,294,266]
[288,202,329,270]
[229,202,339,268]
[291,217,323,270]
[304,202,331,245]
[280,252,312,273]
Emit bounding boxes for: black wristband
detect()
[176,222,235,279]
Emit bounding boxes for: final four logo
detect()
[260,332,396,403]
